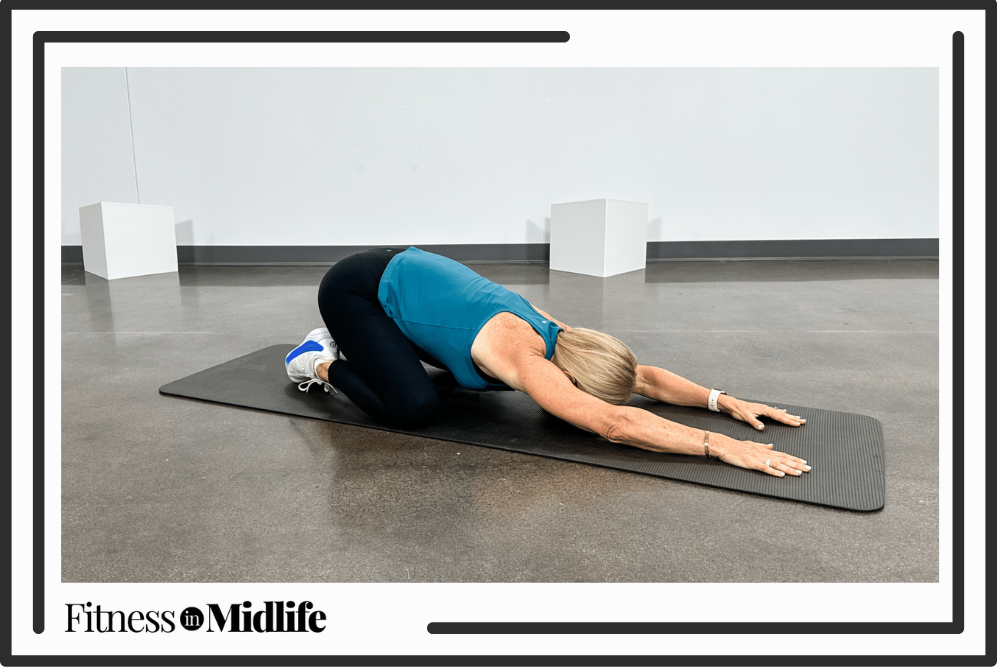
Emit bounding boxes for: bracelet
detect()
[704,429,712,459]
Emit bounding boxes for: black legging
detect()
[317,248,450,426]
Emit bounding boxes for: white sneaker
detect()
[285,328,338,394]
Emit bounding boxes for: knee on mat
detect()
[390,392,440,427]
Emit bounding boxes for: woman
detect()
[286,246,810,478]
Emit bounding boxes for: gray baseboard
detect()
[646,238,939,261]
[61,239,939,266]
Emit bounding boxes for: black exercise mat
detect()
[160,345,884,511]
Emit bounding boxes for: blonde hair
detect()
[551,328,637,405]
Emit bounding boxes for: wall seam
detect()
[123,67,141,205]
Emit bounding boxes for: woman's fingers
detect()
[769,459,803,476]
[762,451,811,476]
[784,456,811,473]
[721,441,812,477]
[740,404,807,430]
[761,458,785,476]
[766,406,807,427]
[722,440,813,477]
[737,406,767,430]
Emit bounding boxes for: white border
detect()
[9,7,989,660]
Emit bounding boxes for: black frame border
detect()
[4,6,995,665]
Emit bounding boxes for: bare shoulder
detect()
[479,311,545,347]
[473,314,621,438]
[471,312,547,385]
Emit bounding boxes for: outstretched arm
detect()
[633,365,717,409]
[634,365,807,432]
[508,356,808,477]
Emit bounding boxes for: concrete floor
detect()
[61,258,939,583]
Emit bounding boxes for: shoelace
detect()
[297,379,338,395]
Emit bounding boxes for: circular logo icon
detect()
[179,607,204,631]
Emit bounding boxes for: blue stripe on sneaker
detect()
[285,339,324,365]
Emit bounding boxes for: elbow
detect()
[602,409,631,444]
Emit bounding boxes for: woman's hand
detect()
[718,396,806,431]
[711,433,811,477]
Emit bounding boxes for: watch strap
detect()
[708,388,726,412]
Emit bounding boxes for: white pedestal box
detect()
[549,198,649,277]
[79,202,178,280]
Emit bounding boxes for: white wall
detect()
[61,68,140,229]
[61,67,938,246]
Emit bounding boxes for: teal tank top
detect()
[377,247,563,390]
